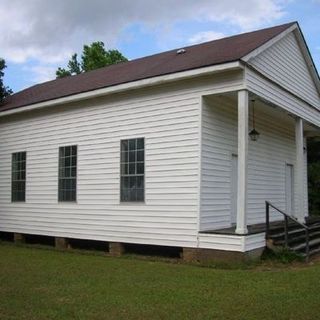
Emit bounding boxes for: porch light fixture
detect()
[249,99,260,141]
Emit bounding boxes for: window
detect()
[120,138,144,202]
[58,145,77,202]
[12,152,26,202]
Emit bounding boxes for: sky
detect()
[1,0,320,93]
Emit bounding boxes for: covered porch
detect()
[199,88,320,237]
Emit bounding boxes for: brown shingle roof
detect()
[0,22,295,113]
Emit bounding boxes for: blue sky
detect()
[1,0,320,93]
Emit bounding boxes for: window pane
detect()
[65,147,71,157]
[121,177,129,189]
[137,138,144,150]
[12,171,18,181]
[121,151,128,163]
[129,163,135,174]
[137,189,144,201]
[129,176,136,189]
[129,151,135,162]
[121,188,129,201]
[137,150,144,162]
[121,140,128,152]
[65,167,71,177]
[137,176,144,189]
[71,179,76,190]
[137,163,144,174]
[72,145,77,156]
[12,163,18,173]
[121,163,128,175]
[65,157,71,167]
[129,139,136,151]
[129,189,137,201]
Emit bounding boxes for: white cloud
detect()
[23,65,58,84]
[0,0,286,63]
[0,0,287,88]
[188,31,226,44]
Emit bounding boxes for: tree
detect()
[0,58,13,102]
[308,138,320,215]
[56,42,127,78]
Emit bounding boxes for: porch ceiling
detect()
[204,90,320,133]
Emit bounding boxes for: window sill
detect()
[57,201,78,204]
[119,201,146,206]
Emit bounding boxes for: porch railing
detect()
[265,201,310,262]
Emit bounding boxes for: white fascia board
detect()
[293,27,320,96]
[0,61,243,118]
[241,23,298,62]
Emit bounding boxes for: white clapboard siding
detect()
[245,68,320,128]
[198,233,265,252]
[247,103,302,224]
[200,96,237,230]
[0,72,244,248]
[200,95,308,231]
[248,31,320,109]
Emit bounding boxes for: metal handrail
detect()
[265,201,310,262]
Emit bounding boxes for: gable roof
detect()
[0,22,296,113]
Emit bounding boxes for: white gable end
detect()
[248,31,320,109]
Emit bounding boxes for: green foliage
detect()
[55,67,72,78]
[262,248,304,263]
[0,58,13,102]
[308,138,320,215]
[308,162,320,215]
[56,42,127,78]
[308,138,320,162]
[68,53,81,75]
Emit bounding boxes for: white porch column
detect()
[236,90,249,234]
[295,117,305,222]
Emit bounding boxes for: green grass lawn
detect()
[1,242,320,320]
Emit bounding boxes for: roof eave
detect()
[0,61,243,118]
